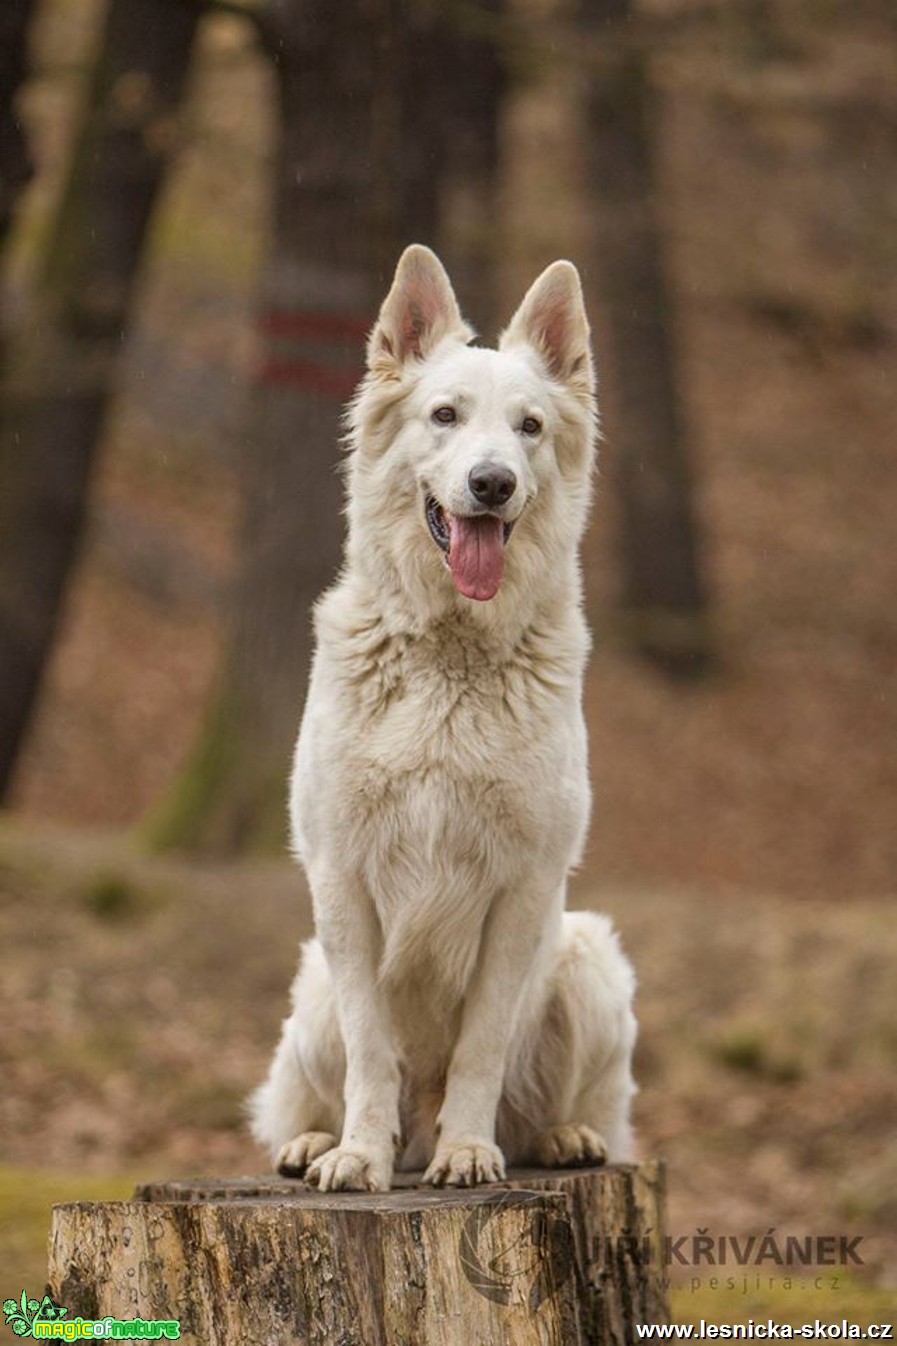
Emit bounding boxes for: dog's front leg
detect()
[425,883,559,1187]
[304,869,400,1192]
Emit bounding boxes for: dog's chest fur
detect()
[295,595,589,997]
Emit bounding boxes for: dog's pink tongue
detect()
[448,515,505,601]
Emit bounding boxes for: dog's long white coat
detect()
[250,247,637,1190]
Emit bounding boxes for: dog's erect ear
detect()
[500,261,594,401]
[367,245,471,376]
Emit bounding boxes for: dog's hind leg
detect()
[248,938,345,1175]
[506,909,637,1167]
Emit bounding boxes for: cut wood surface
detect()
[49,1162,668,1345]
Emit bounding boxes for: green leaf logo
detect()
[2,1287,68,1337]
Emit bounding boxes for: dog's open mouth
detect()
[425,496,515,603]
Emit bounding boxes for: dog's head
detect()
[345,245,597,615]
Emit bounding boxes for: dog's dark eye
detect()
[521,416,542,436]
[432,406,457,426]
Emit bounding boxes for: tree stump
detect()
[48,1163,668,1345]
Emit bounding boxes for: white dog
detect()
[250,245,637,1191]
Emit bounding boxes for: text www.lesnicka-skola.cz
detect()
[636,1322,893,1340]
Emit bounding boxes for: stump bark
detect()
[48,1163,667,1345]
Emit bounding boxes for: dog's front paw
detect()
[305,1144,393,1192]
[276,1131,339,1177]
[424,1137,506,1187]
[532,1123,608,1168]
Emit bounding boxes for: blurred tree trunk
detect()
[0,0,201,801]
[427,1,504,334]
[0,0,35,251]
[148,0,385,853]
[579,0,711,675]
[149,0,504,854]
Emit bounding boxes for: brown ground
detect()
[1,0,895,1326]
[1,824,894,1322]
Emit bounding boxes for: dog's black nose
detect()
[468,463,517,509]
